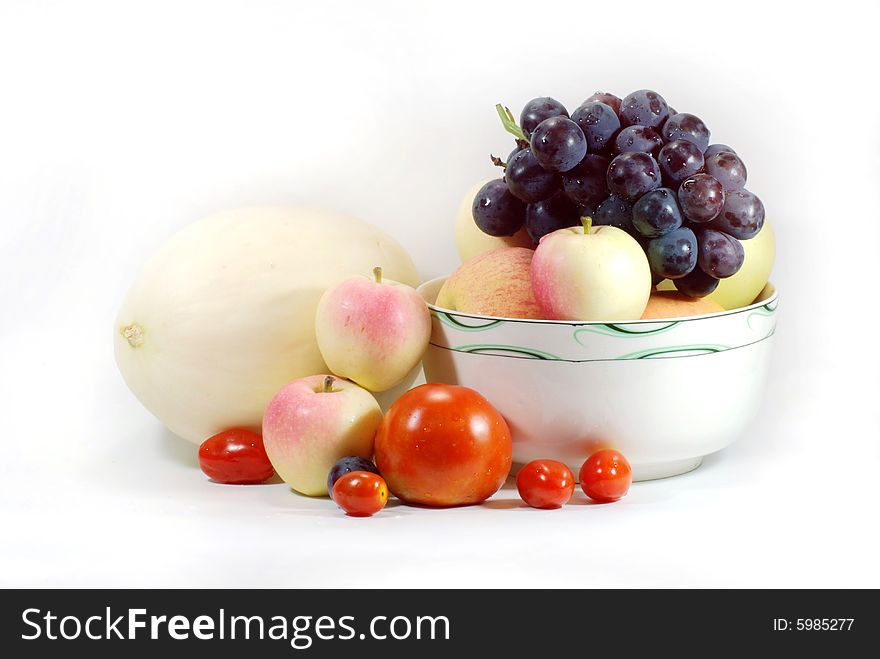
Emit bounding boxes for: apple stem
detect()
[581,216,593,233]
[322,376,335,393]
[373,266,383,284]
[496,104,529,143]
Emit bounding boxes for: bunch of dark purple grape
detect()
[471,90,765,298]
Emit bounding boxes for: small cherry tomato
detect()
[579,450,632,503]
[198,429,274,484]
[516,460,575,509]
[332,471,388,517]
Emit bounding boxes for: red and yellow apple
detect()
[531,218,651,321]
[436,247,543,319]
[315,267,430,392]
[262,375,382,496]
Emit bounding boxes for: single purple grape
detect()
[647,226,698,279]
[571,101,621,154]
[471,179,527,237]
[632,188,683,238]
[711,189,764,239]
[619,89,670,128]
[705,151,747,191]
[506,148,559,203]
[697,229,744,278]
[606,152,662,202]
[520,97,568,137]
[661,113,710,151]
[584,91,622,115]
[674,268,720,298]
[614,125,663,157]
[530,116,588,172]
[658,139,704,188]
[678,173,725,223]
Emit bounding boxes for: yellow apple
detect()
[659,219,775,310]
[454,180,534,262]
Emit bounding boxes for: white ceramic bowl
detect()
[417,278,778,481]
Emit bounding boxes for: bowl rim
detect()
[418,277,777,326]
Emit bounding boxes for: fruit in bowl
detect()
[442,89,775,327]
[482,91,767,303]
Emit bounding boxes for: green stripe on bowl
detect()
[616,344,731,360]
[747,306,778,330]
[454,344,561,360]
[432,311,506,331]
[574,321,680,343]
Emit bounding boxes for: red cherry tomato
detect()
[374,383,512,507]
[516,460,575,509]
[579,450,632,503]
[198,429,274,484]
[332,471,388,517]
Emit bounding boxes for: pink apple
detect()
[315,267,430,392]
[436,247,543,319]
[262,375,382,496]
[531,218,651,321]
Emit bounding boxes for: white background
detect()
[2,0,879,588]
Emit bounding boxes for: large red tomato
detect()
[375,384,512,507]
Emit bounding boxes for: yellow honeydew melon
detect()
[114,207,420,444]
[454,180,533,262]
[659,219,776,310]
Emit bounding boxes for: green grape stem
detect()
[496,104,529,143]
